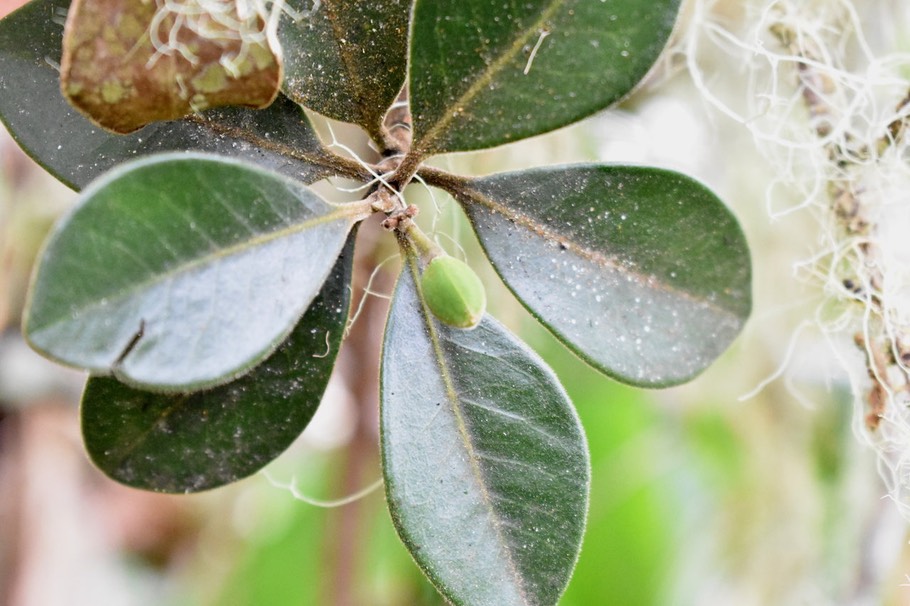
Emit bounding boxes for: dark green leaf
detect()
[409,0,681,154]
[25,153,365,391]
[81,237,354,493]
[445,164,751,387]
[279,0,410,142]
[0,0,333,190]
[381,255,589,606]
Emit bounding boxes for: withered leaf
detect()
[61,0,283,134]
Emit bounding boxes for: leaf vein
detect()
[455,180,741,321]
[35,206,357,333]
[406,255,530,602]
[413,0,567,155]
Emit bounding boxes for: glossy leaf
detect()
[0,0,332,190]
[279,0,410,142]
[61,0,281,133]
[408,0,681,155]
[25,153,365,391]
[446,164,751,387]
[381,256,589,606]
[81,237,354,493]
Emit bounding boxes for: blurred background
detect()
[2,0,910,604]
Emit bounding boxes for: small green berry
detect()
[420,256,486,329]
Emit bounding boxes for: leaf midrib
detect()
[321,0,379,134]
[411,0,567,156]
[33,204,359,334]
[106,389,191,473]
[455,181,744,321]
[405,254,530,603]
[183,113,342,177]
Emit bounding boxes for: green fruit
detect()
[420,256,486,329]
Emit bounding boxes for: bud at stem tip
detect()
[420,256,486,329]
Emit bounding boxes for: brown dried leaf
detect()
[60,0,282,134]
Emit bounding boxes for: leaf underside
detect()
[0,0,331,190]
[408,0,682,155]
[279,0,410,141]
[3,6,750,605]
[25,153,356,391]
[448,164,752,387]
[81,236,354,493]
[381,256,589,606]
